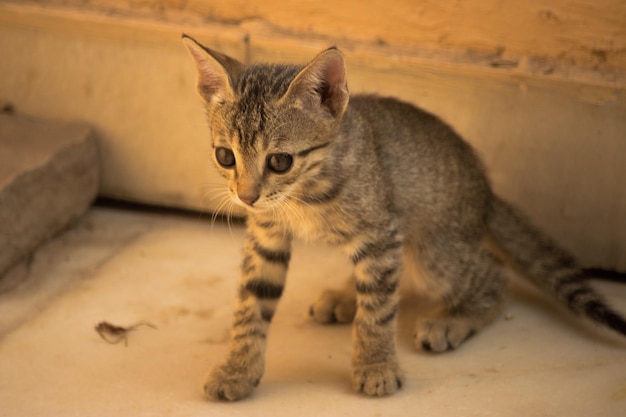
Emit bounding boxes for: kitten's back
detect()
[348,95,491,234]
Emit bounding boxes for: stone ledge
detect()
[0,112,99,277]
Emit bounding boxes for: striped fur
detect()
[183,35,626,401]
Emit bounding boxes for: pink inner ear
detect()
[281,48,349,117]
[324,56,346,88]
[318,56,347,117]
[184,39,236,103]
[199,72,228,100]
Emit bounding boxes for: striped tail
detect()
[487,196,626,337]
[583,267,626,283]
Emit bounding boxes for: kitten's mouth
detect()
[233,196,272,212]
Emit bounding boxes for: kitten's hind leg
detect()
[309,275,357,324]
[411,238,506,353]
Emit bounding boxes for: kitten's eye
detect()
[267,153,293,174]
[215,147,235,168]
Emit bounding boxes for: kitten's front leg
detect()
[204,219,291,401]
[349,226,404,396]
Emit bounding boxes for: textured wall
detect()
[1,2,624,268]
[5,0,626,84]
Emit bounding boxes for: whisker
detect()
[210,195,232,230]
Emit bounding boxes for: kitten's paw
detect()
[414,317,476,353]
[352,363,404,397]
[309,289,356,324]
[203,363,261,401]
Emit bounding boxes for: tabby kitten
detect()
[182,34,626,401]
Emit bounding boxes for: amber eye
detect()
[267,153,293,173]
[215,147,235,168]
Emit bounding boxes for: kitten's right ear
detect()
[182,34,244,104]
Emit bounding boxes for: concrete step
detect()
[0,112,99,277]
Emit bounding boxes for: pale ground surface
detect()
[1,206,625,417]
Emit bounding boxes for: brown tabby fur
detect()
[182,34,626,401]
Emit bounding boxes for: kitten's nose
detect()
[238,194,259,207]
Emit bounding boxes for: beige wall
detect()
[1,1,625,268]
[8,0,626,82]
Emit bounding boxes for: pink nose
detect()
[239,194,259,207]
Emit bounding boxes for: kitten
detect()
[182,34,626,401]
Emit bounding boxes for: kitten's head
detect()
[183,35,349,213]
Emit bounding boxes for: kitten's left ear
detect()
[182,34,245,105]
[282,47,349,119]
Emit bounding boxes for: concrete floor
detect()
[1,206,625,417]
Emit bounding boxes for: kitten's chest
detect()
[283,203,351,245]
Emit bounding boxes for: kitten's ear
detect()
[282,47,349,119]
[182,34,244,104]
